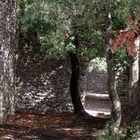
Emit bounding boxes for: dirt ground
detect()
[0,112,110,140]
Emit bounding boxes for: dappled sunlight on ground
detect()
[0,112,109,140]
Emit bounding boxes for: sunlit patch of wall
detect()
[15,57,73,113]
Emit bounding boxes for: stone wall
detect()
[15,49,129,114]
[15,36,128,114]
[16,56,74,113]
[85,59,129,112]
[15,32,91,114]
[85,70,107,96]
[16,53,90,113]
[85,58,107,93]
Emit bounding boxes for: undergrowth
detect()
[96,120,140,140]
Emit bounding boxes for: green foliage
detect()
[16,0,106,59]
[87,58,107,73]
[102,0,140,30]
[124,120,140,140]
[96,121,125,140]
[97,120,140,140]
[83,30,105,59]
[111,0,133,29]
[16,0,139,60]
[115,46,130,70]
[42,0,106,57]
[66,42,76,53]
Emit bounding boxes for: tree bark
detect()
[104,1,121,131]
[69,35,85,115]
[128,37,140,120]
[79,61,88,107]
[0,0,16,122]
[106,49,121,131]
[69,52,85,115]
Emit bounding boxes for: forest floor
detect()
[0,112,110,140]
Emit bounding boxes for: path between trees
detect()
[0,92,112,140]
[0,112,109,140]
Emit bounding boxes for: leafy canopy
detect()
[17,0,106,59]
[16,0,140,59]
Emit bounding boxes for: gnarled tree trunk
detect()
[0,0,16,122]
[70,53,85,114]
[69,35,85,115]
[128,36,140,120]
[106,49,121,131]
[104,1,121,131]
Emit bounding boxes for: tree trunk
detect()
[128,37,140,120]
[69,52,85,115]
[104,1,121,131]
[106,49,121,131]
[79,61,88,107]
[0,0,16,122]
[69,35,85,115]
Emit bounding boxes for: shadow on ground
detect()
[0,113,110,140]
